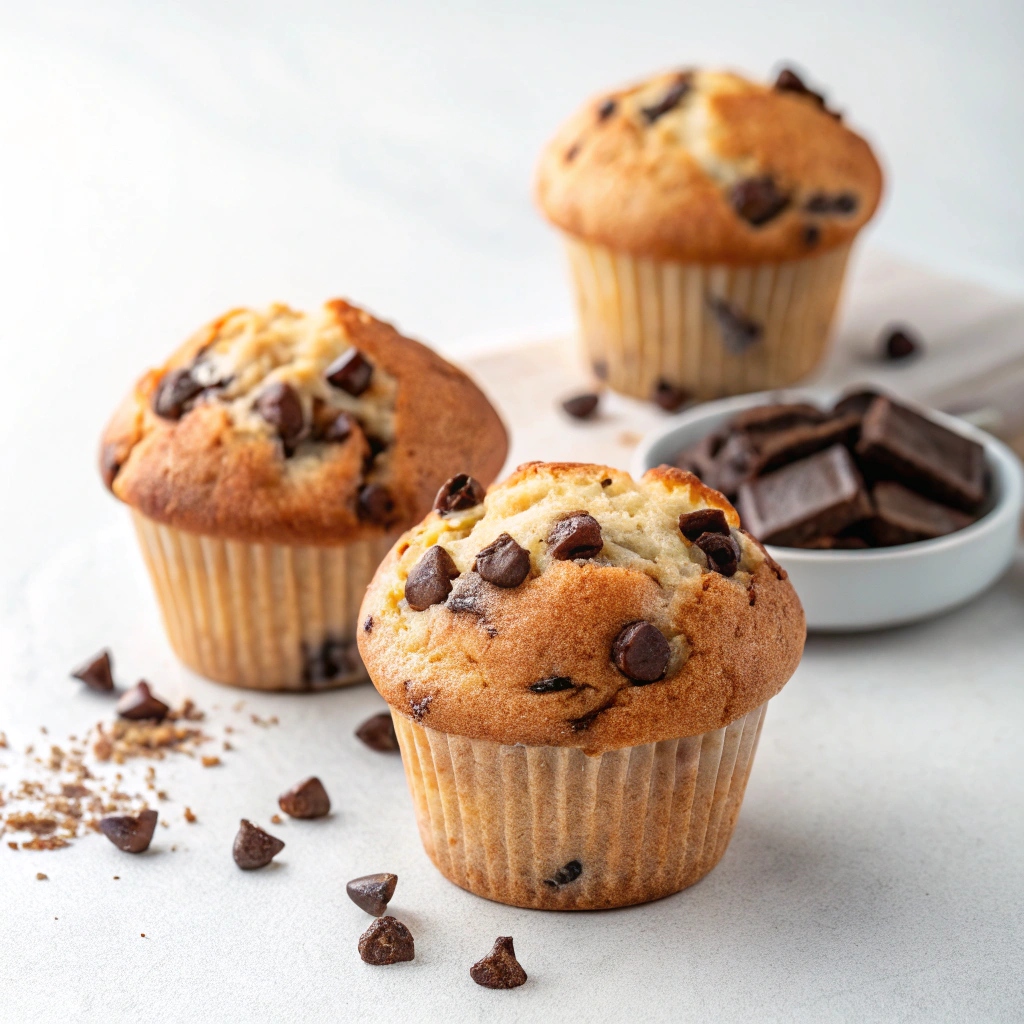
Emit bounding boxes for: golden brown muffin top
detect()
[535,67,883,263]
[100,300,508,545]
[358,462,805,754]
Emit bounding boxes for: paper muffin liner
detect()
[391,701,767,910]
[563,237,853,400]
[131,511,396,691]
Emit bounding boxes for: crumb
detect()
[159,820,169,828]
[7,842,17,851]
[250,715,279,728]
[157,791,169,801]
[171,844,177,851]
[270,814,282,825]
[232,701,245,713]
[223,741,233,752]
[224,726,234,734]
[113,876,120,880]
[25,745,33,755]
[36,872,47,880]
[40,727,47,735]
[0,732,8,749]
[201,756,221,768]
[184,807,196,823]
[617,430,643,447]
[141,933,146,938]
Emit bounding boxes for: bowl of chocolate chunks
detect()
[635,388,1023,631]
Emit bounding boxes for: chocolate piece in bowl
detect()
[751,412,860,474]
[870,482,976,546]
[832,388,884,420]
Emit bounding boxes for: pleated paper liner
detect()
[392,701,767,910]
[131,510,396,691]
[563,237,853,401]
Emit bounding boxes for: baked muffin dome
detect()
[535,67,883,264]
[358,462,805,754]
[101,299,508,545]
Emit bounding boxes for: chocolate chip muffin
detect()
[535,66,883,402]
[358,462,805,909]
[101,299,507,690]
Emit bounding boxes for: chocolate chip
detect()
[640,75,692,123]
[597,98,617,120]
[278,776,331,819]
[99,809,158,854]
[708,297,762,354]
[774,67,826,107]
[611,622,670,683]
[652,379,691,412]
[232,819,285,870]
[100,443,123,489]
[153,368,204,420]
[730,176,790,227]
[882,326,921,361]
[362,616,373,633]
[325,347,373,395]
[433,474,486,514]
[694,531,741,576]
[803,224,821,248]
[474,534,530,588]
[565,143,580,162]
[302,638,358,687]
[445,572,491,616]
[601,477,612,487]
[529,676,574,693]
[357,483,395,523]
[470,937,528,989]
[561,392,600,419]
[255,381,304,444]
[568,702,612,732]
[321,410,354,443]
[347,872,398,916]
[547,512,603,560]
[405,546,460,611]
[543,859,582,887]
[805,191,858,215]
[358,916,415,965]
[71,649,114,692]
[116,681,169,722]
[679,508,730,542]
[355,712,399,752]
[409,695,432,722]
[592,360,608,381]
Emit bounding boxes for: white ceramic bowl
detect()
[633,389,1024,632]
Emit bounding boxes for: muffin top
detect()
[358,462,805,754]
[535,67,883,264]
[101,300,508,545]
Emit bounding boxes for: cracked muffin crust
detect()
[358,462,805,754]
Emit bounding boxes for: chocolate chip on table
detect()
[99,809,158,854]
[71,649,114,692]
[730,176,790,227]
[694,531,741,577]
[881,326,921,361]
[278,777,331,819]
[611,622,671,684]
[357,483,395,523]
[597,98,617,120]
[117,681,169,722]
[355,712,399,752]
[708,297,763,354]
[347,872,398,916]
[433,474,486,514]
[652,379,691,412]
[528,676,574,693]
[233,819,285,870]
[547,512,603,560]
[561,392,600,420]
[255,381,305,445]
[358,916,415,965]
[405,546,460,610]
[153,368,205,420]
[805,191,858,215]
[640,74,692,123]
[474,534,531,588]
[679,508,730,542]
[470,936,528,989]
[544,859,583,887]
[302,638,358,688]
[325,347,373,396]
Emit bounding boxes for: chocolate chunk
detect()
[278,777,331,819]
[652,379,691,412]
[548,512,603,560]
[544,859,583,887]
[358,916,415,965]
[529,676,574,693]
[857,398,985,511]
[674,432,724,482]
[357,483,395,523]
[730,176,790,227]
[881,326,921,361]
[561,392,600,419]
[320,409,355,443]
[355,712,399,752]
[752,413,860,474]
[705,431,760,498]
[362,616,373,633]
[611,622,671,683]
[805,191,858,215]
[99,809,158,853]
[100,443,123,489]
[446,572,491,616]
[153,368,204,420]
[730,403,826,434]
[232,819,285,870]
[803,224,821,248]
[409,694,432,722]
[325,347,373,395]
[474,534,530,588]
[737,445,873,546]
[568,704,611,732]
[694,531,741,576]
[871,481,975,546]
[346,872,398,916]
[597,98,617,120]
[433,474,486,514]
[117,681,169,722]
[71,650,114,692]
[565,143,580,162]
[708,297,763,354]
[832,388,883,419]
[640,75,691,123]
[255,381,305,444]
[794,533,871,550]
[405,546,460,610]
[679,508,729,542]
[470,937,528,989]
[773,67,827,107]
[302,638,358,687]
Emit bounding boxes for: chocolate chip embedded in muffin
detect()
[311,401,355,443]
[561,392,600,420]
[730,176,791,227]
[117,681,169,722]
[355,712,399,752]
[433,474,486,514]
[528,676,574,693]
[357,483,395,523]
[803,224,821,248]
[678,508,730,542]
[325,347,373,396]
[232,819,285,870]
[474,534,531,588]
[71,649,114,692]
[773,67,826,107]
[543,859,583,887]
[547,512,603,560]
[405,546,460,610]
[153,368,205,420]
[694,531,741,577]
[99,809,158,854]
[470,937,528,989]
[805,191,858,215]
[358,916,415,965]
[255,381,305,445]
[640,74,692,123]
[278,777,331,819]
[708,297,763,354]
[652,379,691,412]
[611,622,671,683]
[347,872,398,916]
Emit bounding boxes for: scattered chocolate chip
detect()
[679,508,730,542]
[561,392,600,419]
[153,368,204,420]
[730,176,790,227]
[694,531,741,576]
[470,936,528,989]
[611,622,670,683]
[99,809,158,854]
[805,191,858,215]
[355,712,399,752]
[543,859,583,887]
[116,681,169,722]
[565,143,580,162]
[773,67,826,107]
[255,381,305,444]
[592,360,608,381]
[405,546,460,611]
[358,916,415,965]
[325,347,373,395]
[474,534,530,588]
[357,483,395,523]
[881,326,921,361]
[71,650,114,692]
[362,616,373,633]
[547,512,603,560]
[803,224,821,248]
[232,819,285,870]
[347,872,398,916]
[301,638,358,688]
[708,297,763,354]
[433,474,486,514]
[640,75,692,123]
[278,777,331,819]
[529,676,574,693]
[652,379,691,412]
